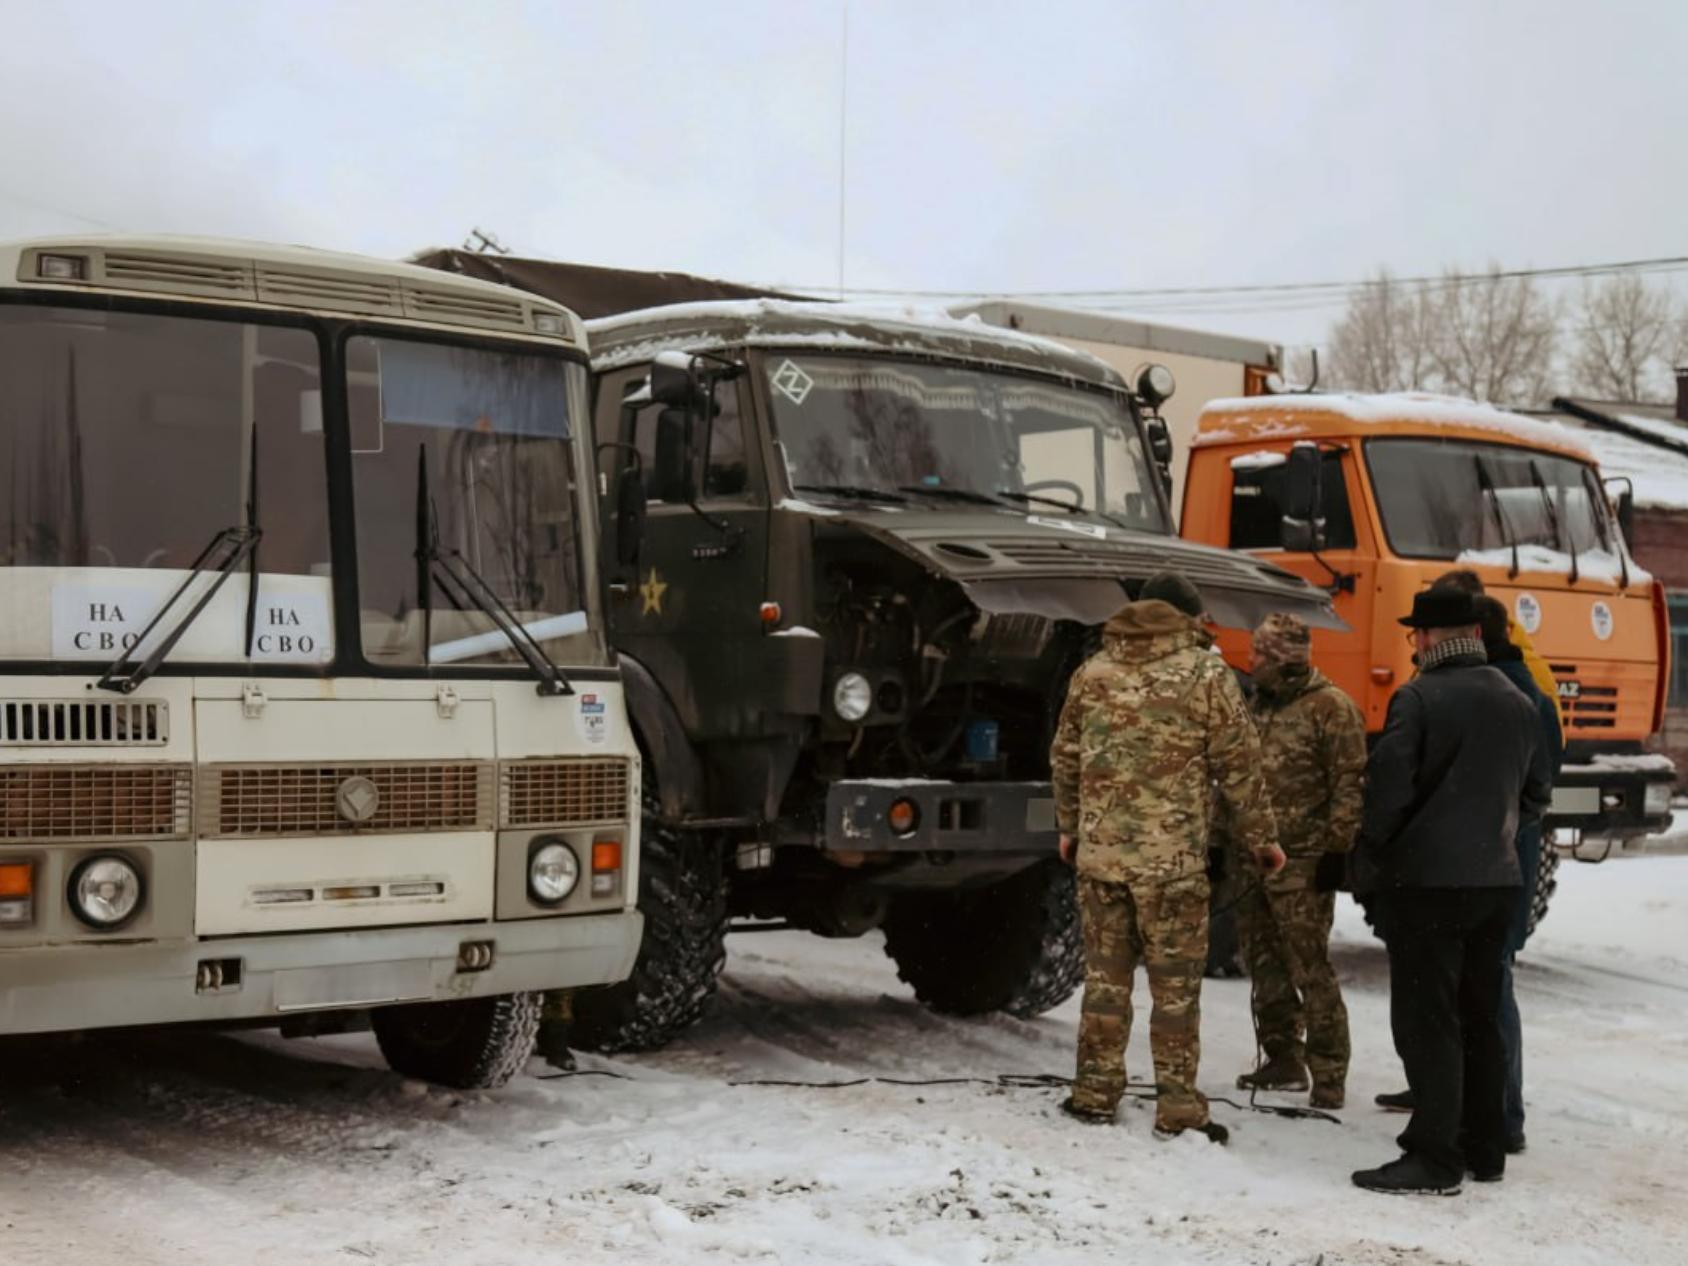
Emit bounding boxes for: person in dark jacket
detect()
[1474,594,1563,1152]
[1350,588,1553,1195]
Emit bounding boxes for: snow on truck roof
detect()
[0,234,587,345]
[586,298,1127,389]
[1194,391,1596,464]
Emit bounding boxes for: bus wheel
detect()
[883,858,1084,1018]
[371,992,541,1089]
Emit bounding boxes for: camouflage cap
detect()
[1138,571,1204,617]
[1253,611,1311,667]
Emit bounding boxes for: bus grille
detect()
[201,762,494,838]
[0,699,168,747]
[0,765,192,840]
[501,758,631,827]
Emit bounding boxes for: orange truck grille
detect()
[1548,662,1656,737]
[200,762,495,838]
[500,758,631,827]
[0,764,192,840]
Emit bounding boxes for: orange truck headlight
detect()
[591,839,623,898]
[0,861,35,927]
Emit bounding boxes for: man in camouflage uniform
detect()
[1232,613,1367,1109]
[1052,571,1284,1143]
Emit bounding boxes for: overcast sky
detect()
[2,0,1684,351]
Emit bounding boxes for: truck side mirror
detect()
[1144,417,1174,494]
[1281,516,1325,553]
[614,465,646,567]
[652,408,691,501]
[1615,488,1634,545]
[1280,442,1326,552]
[650,350,697,408]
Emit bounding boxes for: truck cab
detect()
[1180,391,1675,854]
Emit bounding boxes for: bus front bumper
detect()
[0,910,642,1037]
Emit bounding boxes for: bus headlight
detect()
[69,854,143,929]
[833,672,873,723]
[529,840,581,905]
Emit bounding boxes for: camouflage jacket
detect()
[1052,600,1279,884]
[1249,663,1368,866]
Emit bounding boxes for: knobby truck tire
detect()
[883,858,1084,1018]
[567,791,728,1053]
[371,992,541,1089]
[1523,845,1559,945]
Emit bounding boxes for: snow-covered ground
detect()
[6,860,1688,1266]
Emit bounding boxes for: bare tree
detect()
[1426,266,1559,407]
[1324,271,1439,393]
[1572,274,1678,401]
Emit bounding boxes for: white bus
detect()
[0,236,641,1087]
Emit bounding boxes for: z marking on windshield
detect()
[1027,515,1108,540]
[771,359,815,406]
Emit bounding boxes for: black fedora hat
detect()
[1399,587,1479,629]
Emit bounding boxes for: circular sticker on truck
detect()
[1591,600,1614,641]
[1514,593,1542,635]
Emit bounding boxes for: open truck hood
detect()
[804,507,1344,631]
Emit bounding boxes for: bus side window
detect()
[1230,451,1356,550]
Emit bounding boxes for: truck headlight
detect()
[1644,781,1673,817]
[529,840,580,905]
[833,672,873,723]
[69,854,143,929]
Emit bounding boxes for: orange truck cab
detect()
[1180,391,1675,851]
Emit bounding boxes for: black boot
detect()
[1154,1120,1230,1146]
[1059,1097,1114,1126]
[1373,1088,1414,1112]
[1352,1154,1462,1196]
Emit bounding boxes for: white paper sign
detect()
[1590,600,1614,641]
[578,690,609,744]
[51,579,332,664]
[1028,515,1107,540]
[1514,592,1542,635]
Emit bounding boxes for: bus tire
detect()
[883,859,1084,1018]
[372,991,541,1090]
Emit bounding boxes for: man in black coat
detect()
[1351,588,1553,1195]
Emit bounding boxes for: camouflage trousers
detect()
[1235,860,1350,1091]
[1072,874,1210,1130]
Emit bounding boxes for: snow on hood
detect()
[1454,544,1647,586]
[1199,392,1596,461]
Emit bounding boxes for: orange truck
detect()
[1178,392,1675,922]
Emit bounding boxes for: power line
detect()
[765,252,1688,307]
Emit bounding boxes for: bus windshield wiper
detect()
[792,482,909,505]
[1474,454,1520,579]
[98,420,263,695]
[1529,458,1577,584]
[414,445,573,697]
[96,525,262,694]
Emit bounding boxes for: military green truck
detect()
[542,298,1340,1050]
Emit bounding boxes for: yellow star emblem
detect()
[639,567,668,616]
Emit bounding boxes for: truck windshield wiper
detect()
[1474,454,1520,579]
[1529,458,1576,584]
[96,525,262,694]
[414,445,573,697]
[896,484,1010,508]
[792,482,909,505]
[993,489,1084,513]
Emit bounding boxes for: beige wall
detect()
[1052,336,1249,520]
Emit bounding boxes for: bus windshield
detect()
[1365,437,1616,562]
[763,353,1166,531]
[0,303,329,663]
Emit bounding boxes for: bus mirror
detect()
[1282,442,1322,521]
[614,466,646,567]
[650,350,697,408]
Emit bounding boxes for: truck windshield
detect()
[0,303,329,663]
[763,353,1166,531]
[349,335,590,668]
[1365,437,1614,561]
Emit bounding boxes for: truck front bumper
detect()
[824,779,1058,853]
[0,910,642,1037]
[1548,761,1676,849]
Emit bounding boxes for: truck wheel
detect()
[883,859,1084,1018]
[371,992,541,1089]
[568,798,728,1053]
[1522,846,1560,945]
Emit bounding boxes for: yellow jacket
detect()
[1509,618,1564,724]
